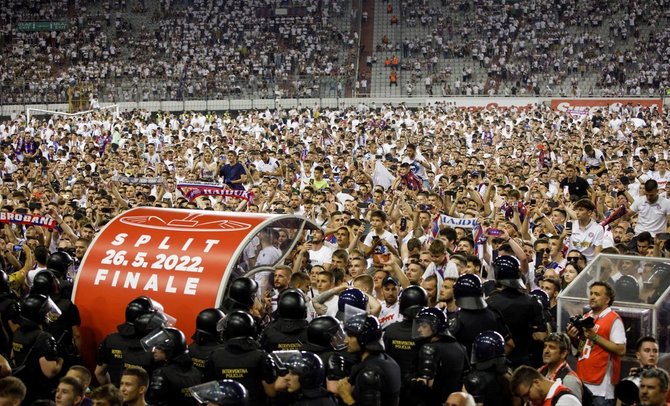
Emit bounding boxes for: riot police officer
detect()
[301,315,356,396]
[261,288,309,352]
[335,288,368,322]
[189,308,225,376]
[189,379,249,406]
[11,294,63,404]
[0,270,18,357]
[204,311,275,405]
[274,350,337,406]
[412,307,470,406]
[46,251,75,298]
[31,269,82,370]
[450,274,513,355]
[486,255,546,368]
[221,277,259,314]
[383,285,427,405]
[337,314,401,406]
[144,327,202,406]
[95,296,164,386]
[464,331,514,406]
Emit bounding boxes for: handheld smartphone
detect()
[400,218,407,232]
[657,233,670,241]
[566,222,573,231]
[357,202,369,209]
[488,228,503,236]
[306,234,313,242]
[529,199,536,205]
[610,191,618,198]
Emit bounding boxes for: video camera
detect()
[568,314,595,334]
[615,365,655,405]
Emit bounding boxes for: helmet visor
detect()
[412,317,437,340]
[45,296,62,323]
[189,381,222,403]
[330,325,346,351]
[140,328,172,352]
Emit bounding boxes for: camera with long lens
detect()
[568,315,595,335]
[615,365,655,404]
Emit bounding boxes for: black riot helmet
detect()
[46,251,74,277]
[222,311,256,340]
[282,351,326,391]
[159,327,188,360]
[343,314,382,351]
[134,311,169,337]
[125,296,156,325]
[454,274,487,310]
[18,294,61,327]
[222,278,259,312]
[278,289,307,320]
[492,255,525,290]
[306,316,346,351]
[193,308,225,343]
[30,270,60,297]
[398,285,428,319]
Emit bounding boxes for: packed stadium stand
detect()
[0,0,668,105]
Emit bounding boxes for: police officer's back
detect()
[450,274,513,355]
[204,310,274,405]
[188,308,225,376]
[412,307,470,406]
[95,296,165,386]
[463,331,514,406]
[32,269,81,369]
[261,288,309,352]
[11,294,63,404]
[338,314,401,406]
[486,256,546,368]
[0,270,18,357]
[145,327,202,406]
[383,285,427,404]
[46,251,75,299]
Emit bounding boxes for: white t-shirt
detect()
[568,220,604,262]
[363,229,398,249]
[308,245,334,267]
[379,300,401,328]
[630,195,670,237]
[256,246,282,266]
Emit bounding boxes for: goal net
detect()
[26,104,120,124]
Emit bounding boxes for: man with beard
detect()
[537,333,585,402]
[437,277,458,316]
[378,277,400,328]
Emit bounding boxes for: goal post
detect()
[26,104,120,123]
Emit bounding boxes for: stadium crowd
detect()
[0,99,668,405]
[378,0,670,97]
[3,0,670,103]
[0,0,357,104]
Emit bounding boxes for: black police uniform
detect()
[449,307,511,356]
[147,352,203,406]
[204,336,269,405]
[417,337,470,405]
[12,325,60,404]
[260,318,309,352]
[188,340,222,377]
[350,351,402,406]
[464,360,514,406]
[97,318,159,387]
[45,294,81,369]
[486,288,546,368]
[0,291,17,357]
[383,318,419,404]
[292,388,338,406]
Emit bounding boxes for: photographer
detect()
[568,281,626,406]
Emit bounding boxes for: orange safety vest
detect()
[392,56,399,65]
[575,309,622,385]
[390,71,397,82]
[385,58,391,66]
